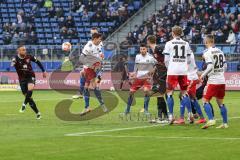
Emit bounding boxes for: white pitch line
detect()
[74,135,240,140]
[65,124,167,136]
[65,117,240,137]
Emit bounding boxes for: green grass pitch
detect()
[0,90,240,160]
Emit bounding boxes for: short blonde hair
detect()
[172,26,183,37]
[205,34,215,44]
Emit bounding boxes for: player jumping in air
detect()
[200,35,228,129]
[11,45,47,119]
[72,27,103,99]
[80,33,107,115]
[122,44,156,115]
[163,26,194,124]
[147,35,168,123]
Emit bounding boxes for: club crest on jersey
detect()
[26,59,30,63]
[23,64,27,69]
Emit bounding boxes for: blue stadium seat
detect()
[1,8,8,13]
[230,7,236,13]
[46,39,54,44]
[133,1,141,10]
[79,33,86,38]
[195,46,204,54]
[51,23,58,27]
[128,6,134,11]
[42,18,49,22]
[39,39,46,44]
[2,19,10,23]
[38,33,45,38]
[128,47,136,56]
[99,22,107,27]
[230,46,236,53]
[9,13,16,17]
[222,46,231,54]
[45,28,52,32]
[84,28,91,32]
[36,28,44,33]
[8,4,15,8]
[101,28,109,32]
[54,39,62,44]
[83,22,90,27]
[107,22,115,26]
[91,22,98,26]
[43,23,50,27]
[36,23,43,28]
[77,28,84,32]
[71,39,79,44]
[46,33,53,38]
[35,18,41,22]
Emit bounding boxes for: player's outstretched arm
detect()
[31,56,47,78]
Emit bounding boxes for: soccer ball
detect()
[110,87,115,91]
[62,42,72,52]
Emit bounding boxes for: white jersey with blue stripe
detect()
[203,47,226,84]
[163,37,194,75]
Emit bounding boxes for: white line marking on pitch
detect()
[75,135,240,140]
[65,124,167,136]
[65,117,240,137]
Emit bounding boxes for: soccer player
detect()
[11,45,47,119]
[187,52,206,124]
[72,27,103,99]
[195,59,215,118]
[147,35,168,123]
[122,43,156,115]
[200,35,228,129]
[113,56,130,90]
[163,26,194,124]
[80,33,107,115]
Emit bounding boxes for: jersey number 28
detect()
[213,54,224,69]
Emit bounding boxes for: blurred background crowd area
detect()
[0,0,149,45]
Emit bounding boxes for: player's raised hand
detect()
[11,58,16,67]
[43,71,47,78]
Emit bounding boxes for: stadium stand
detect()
[124,0,240,45]
[121,0,240,72]
[0,0,148,45]
[0,0,149,71]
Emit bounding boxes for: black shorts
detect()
[121,72,128,81]
[196,84,205,100]
[20,77,36,94]
[152,65,167,94]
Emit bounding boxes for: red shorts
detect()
[187,79,199,97]
[84,68,96,84]
[167,75,188,90]
[204,84,226,100]
[130,79,151,92]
